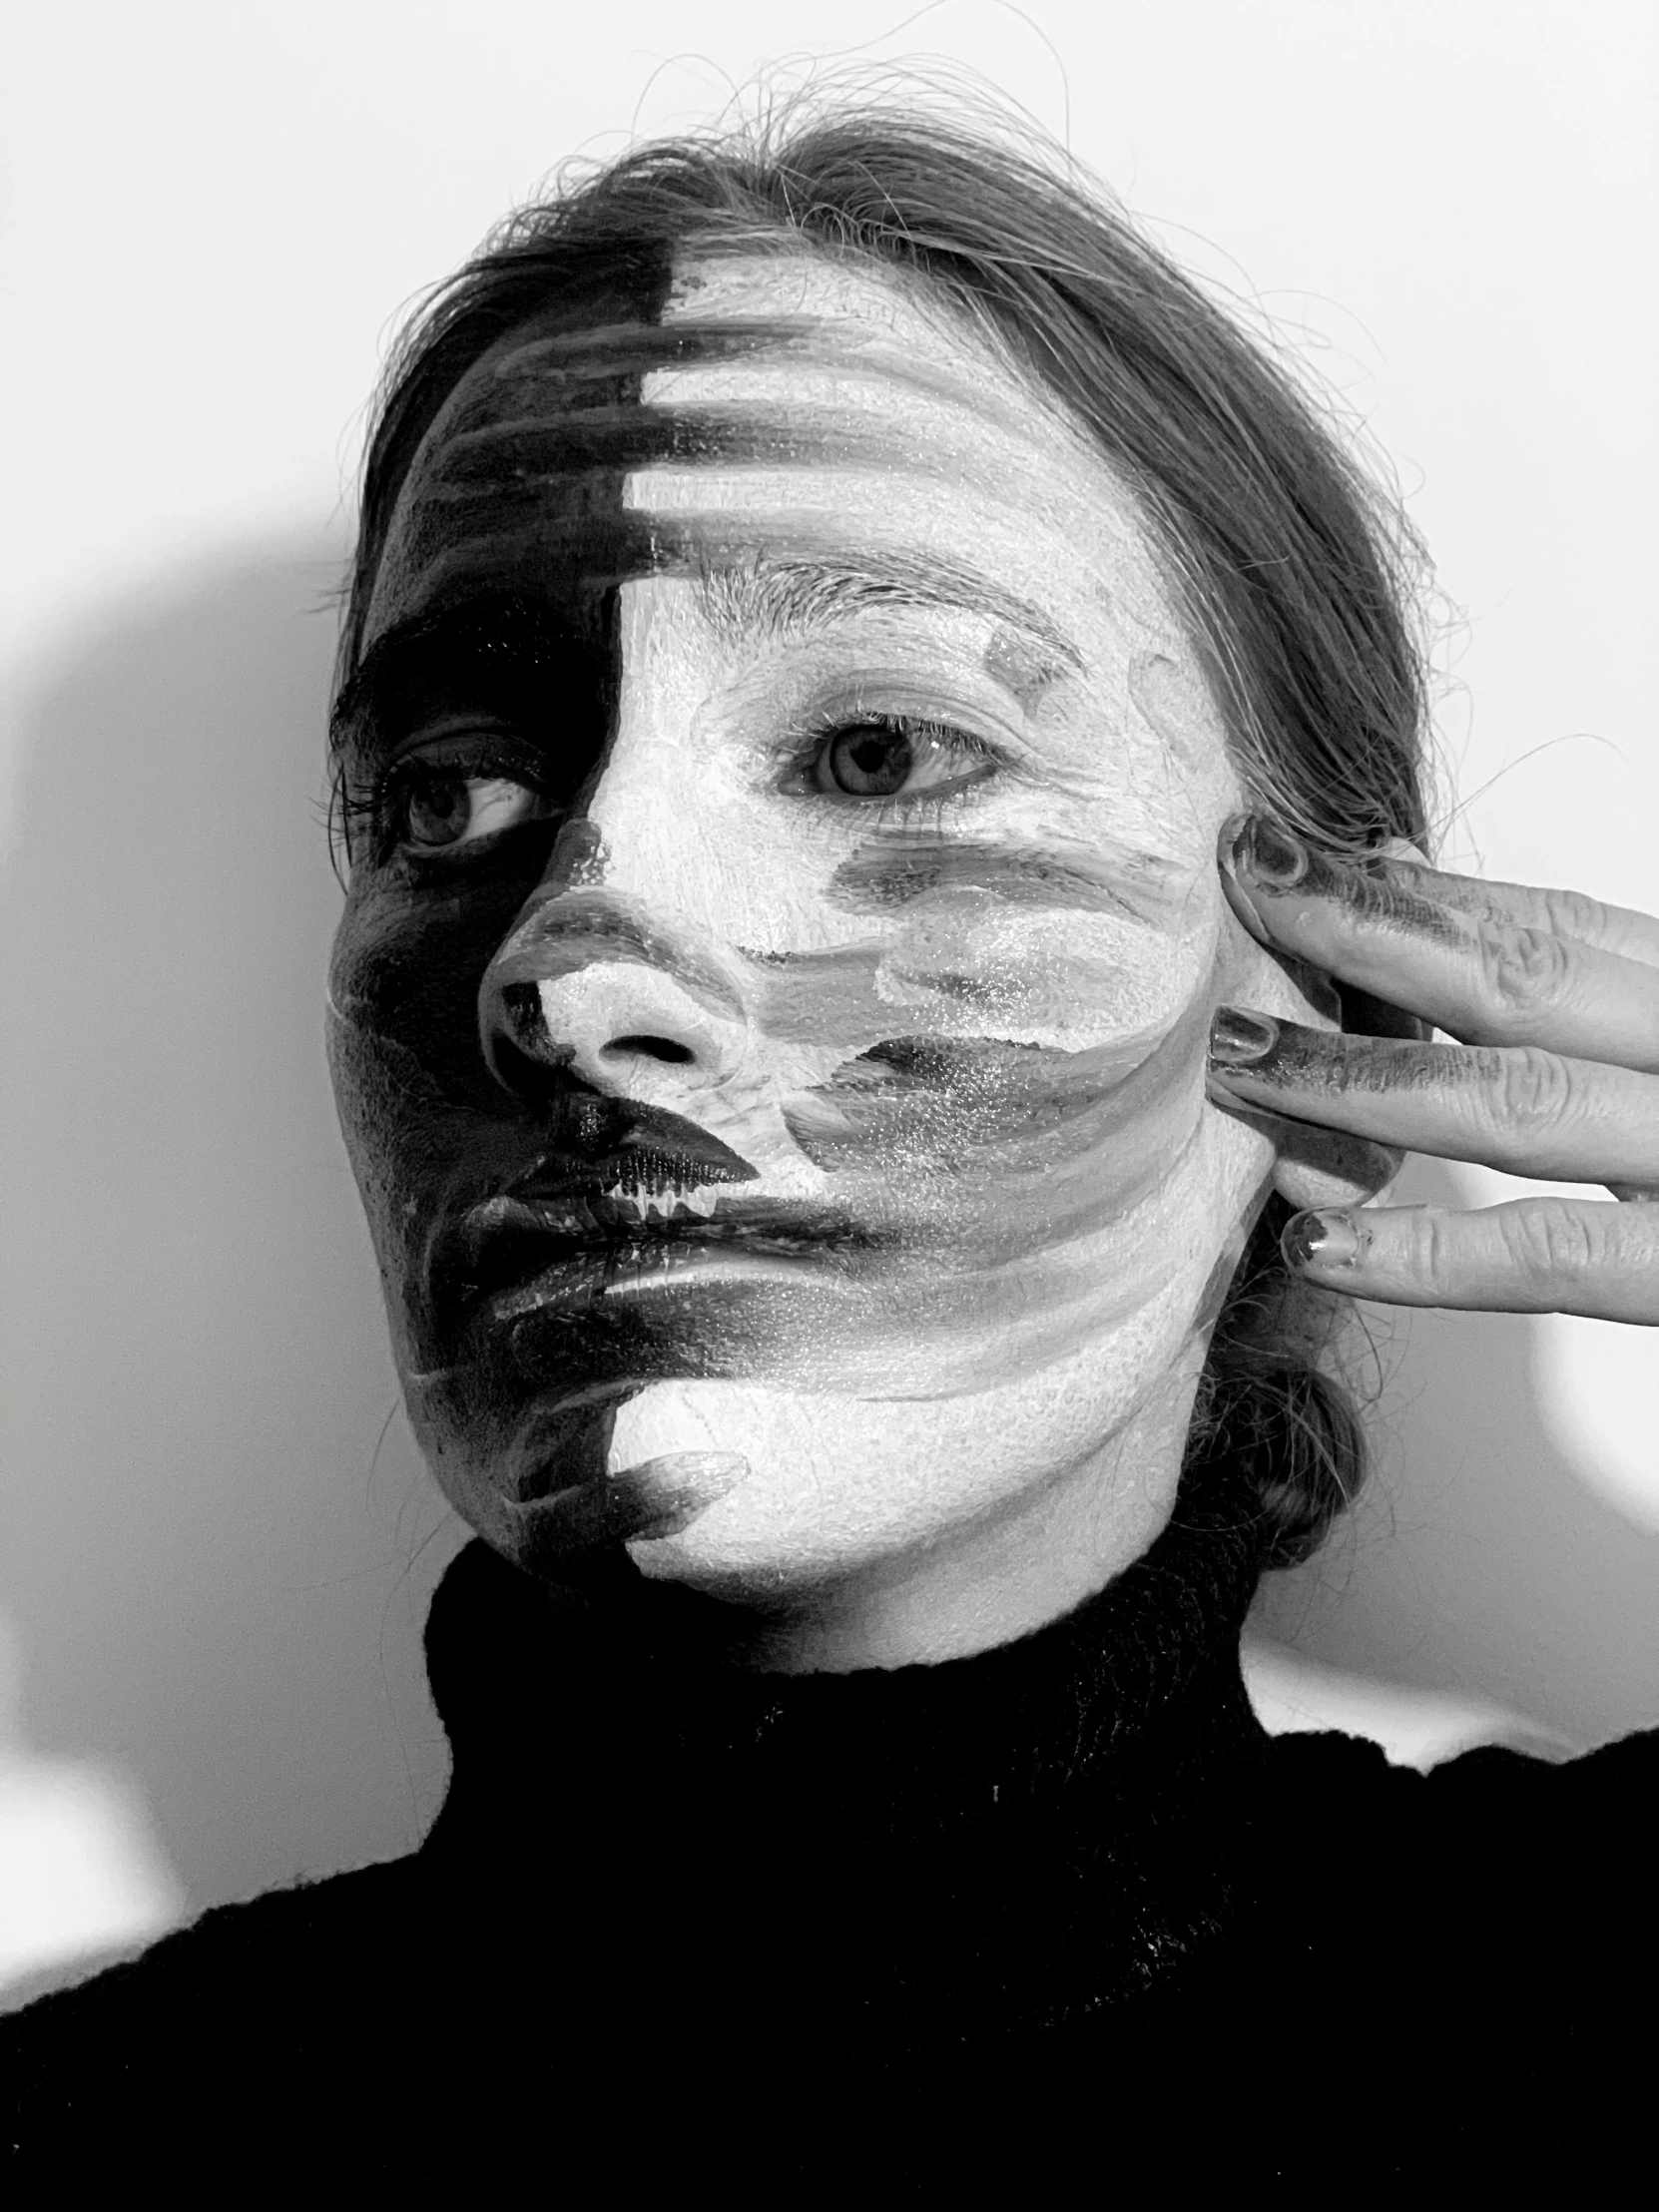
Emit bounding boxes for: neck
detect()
[419,1433,1272,2046]
[631,1346,1209,1674]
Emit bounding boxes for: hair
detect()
[334,98,1432,1570]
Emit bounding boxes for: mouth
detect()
[429,1137,874,1327]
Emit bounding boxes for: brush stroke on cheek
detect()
[790,999,1216,1254]
[826,832,1185,921]
[748,825,1216,1223]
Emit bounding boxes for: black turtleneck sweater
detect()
[3,1476,1653,2187]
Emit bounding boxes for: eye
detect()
[803,715,994,804]
[385,757,554,852]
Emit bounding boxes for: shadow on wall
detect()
[1,545,1654,1969]
[1253,1151,1659,1753]
[0,544,465,1934]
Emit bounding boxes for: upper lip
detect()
[423,1105,869,1322]
[503,1139,759,1207]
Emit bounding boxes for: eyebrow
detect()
[693,545,1083,686]
[348,533,1086,740]
[330,596,608,756]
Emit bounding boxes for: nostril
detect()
[605,1034,696,1065]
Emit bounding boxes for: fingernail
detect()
[1282,1209,1361,1270]
[1231,815,1310,889]
[1209,1006,1280,1065]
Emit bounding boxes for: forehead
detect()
[363,248,1191,669]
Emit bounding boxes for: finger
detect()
[1208,1010,1659,1188]
[1225,814,1659,968]
[1220,817,1659,1070]
[1279,1197,1659,1324]
[1384,860,1659,972]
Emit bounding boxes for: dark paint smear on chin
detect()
[422,1277,828,1571]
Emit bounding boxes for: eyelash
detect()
[780,711,1005,822]
[341,706,1006,867]
[340,737,552,865]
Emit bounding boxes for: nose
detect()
[479,890,752,1110]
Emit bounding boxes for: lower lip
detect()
[484,1240,825,1322]
[593,1249,816,1301]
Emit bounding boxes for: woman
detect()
[5,106,1654,2182]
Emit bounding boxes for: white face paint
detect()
[342,248,1326,1669]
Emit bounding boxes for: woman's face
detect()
[328,250,1306,1624]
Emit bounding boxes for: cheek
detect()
[784,885,1218,1168]
[328,900,482,1173]
[325,878,529,1292]
[871,891,1208,1052]
[1218,907,1345,1028]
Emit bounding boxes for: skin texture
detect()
[327,249,1364,1670]
[1212,820,1659,1326]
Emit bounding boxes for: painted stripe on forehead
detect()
[423,405,899,496]
[411,389,1053,538]
[361,246,684,717]
[376,297,1105,652]
[477,314,1042,436]
[426,312,1057,508]
[481,316,810,386]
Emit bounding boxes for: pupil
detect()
[408,776,467,842]
[830,728,912,796]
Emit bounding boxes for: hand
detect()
[1207,815,1659,1325]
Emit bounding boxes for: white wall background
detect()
[3,0,1655,1986]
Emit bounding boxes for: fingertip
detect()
[1281,1207,1362,1272]
[1377,836,1431,868]
[1217,841,1277,949]
[1209,1004,1280,1066]
[1217,810,1251,869]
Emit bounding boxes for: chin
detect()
[610,1319,1200,1599]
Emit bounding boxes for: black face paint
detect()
[368,313,820,634]
[329,261,706,1562]
[333,595,615,840]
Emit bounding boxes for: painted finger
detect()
[1379,858,1659,972]
[1208,1010,1659,1188]
[1227,814,1659,968]
[1220,817,1659,1070]
[1280,1196,1659,1324]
